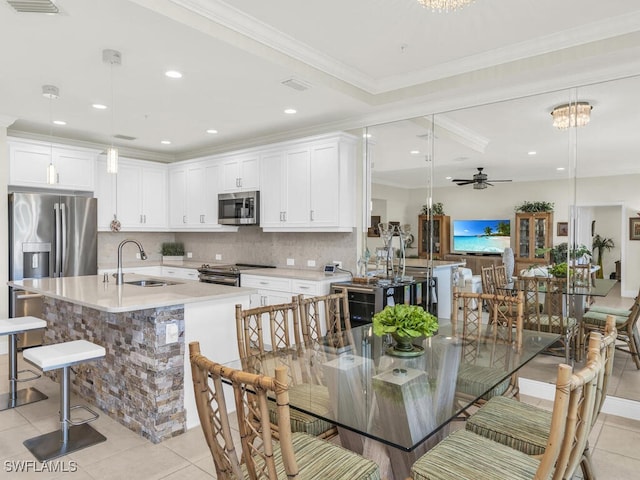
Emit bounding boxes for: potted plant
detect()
[161,242,185,263]
[592,234,614,279]
[421,202,444,216]
[514,201,554,213]
[373,304,438,357]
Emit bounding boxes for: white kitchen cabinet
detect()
[96,157,167,231]
[161,266,199,281]
[241,275,292,308]
[8,138,98,191]
[169,160,225,230]
[260,133,356,232]
[220,153,259,192]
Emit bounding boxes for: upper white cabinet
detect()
[260,133,356,232]
[169,160,223,230]
[8,138,99,191]
[95,157,167,231]
[220,153,259,192]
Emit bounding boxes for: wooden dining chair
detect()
[409,334,603,480]
[189,341,381,480]
[235,300,335,439]
[465,316,617,480]
[526,276,579,364]
[453,288,524,404]
[582,288,640,369]
[297,290,354,353]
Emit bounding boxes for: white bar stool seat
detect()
[0,316,48,411]
[23,340,106,461]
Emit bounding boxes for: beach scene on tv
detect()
[453,219,511,254]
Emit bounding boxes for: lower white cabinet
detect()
[161,266,199,281]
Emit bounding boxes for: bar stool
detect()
[0,316,48,411]
[22,340,107,461]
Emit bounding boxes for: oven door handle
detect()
[199,274,238,285]
[335,285,378,294]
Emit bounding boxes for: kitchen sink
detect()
[124,279,181,287]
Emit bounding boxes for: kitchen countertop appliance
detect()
[197,263,275,287]
[8,192,97,348]
[332,277,437,328]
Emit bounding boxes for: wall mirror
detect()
[363,74,640,401]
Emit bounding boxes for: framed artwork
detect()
[630,217,640,240]
[557,222,568,237]
[368,215,381,237]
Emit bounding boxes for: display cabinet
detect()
[514,212,554,273]
[418,215,451,259]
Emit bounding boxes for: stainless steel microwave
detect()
[218,191,259,225]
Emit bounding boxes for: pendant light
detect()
[103,49,121,174]
[42,84,59,185]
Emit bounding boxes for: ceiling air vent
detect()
[281,78,310,92]
[7,0,58,13]
[113,134,137,141]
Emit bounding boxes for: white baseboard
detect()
[520,377,640,421]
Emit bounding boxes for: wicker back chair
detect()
[235,300,335,439]
[297,290,354,350]
[582,287,640,369]
[526,276,578,363]
[465,317,616,480]
[453,288,524,404]
[410,339,603,480]
[189,342,380,480]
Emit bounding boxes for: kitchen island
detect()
[8,274,255,443]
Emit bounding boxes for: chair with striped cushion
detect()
[409,333,603,480]
[581,287,640,369]
[453,289,524,404]
[465,316,616,480]
[189,341,380,480]
[235,300,335,438]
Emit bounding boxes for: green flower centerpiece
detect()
[373,304,439,357]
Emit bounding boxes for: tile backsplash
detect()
[98,228,357,271]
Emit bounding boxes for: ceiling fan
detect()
[451,167,512,189]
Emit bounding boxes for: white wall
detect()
[372,173,640,296]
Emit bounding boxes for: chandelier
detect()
[417,0,474,12]
[551,102,592,130]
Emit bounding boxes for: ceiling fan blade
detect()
[451,178,473,183]
[454,180,475,185]
[489,179,512,182]
[485,182,494,186]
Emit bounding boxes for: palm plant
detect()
[592,234,614,279]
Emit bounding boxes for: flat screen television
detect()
[452,219,511,254]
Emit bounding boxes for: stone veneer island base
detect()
[10,274,254,444]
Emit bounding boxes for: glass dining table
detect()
[222,323,560,480]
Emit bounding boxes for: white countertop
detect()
[243,268,352,282]
[9,274,256,313]
[404,259,466,269]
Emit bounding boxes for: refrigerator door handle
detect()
[54,203,61,276]
[60,202,67,275]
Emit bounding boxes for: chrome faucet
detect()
[115,239,147,285]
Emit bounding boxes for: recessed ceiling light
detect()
[410,150,420,155]
[92,103,107,110]
[53,120,66,125]
[206,129,218,134]
[528,151,537,155]
[165,70,183,79]
[363,133,372,138]
[557,167,566,171]
[445,176,452,180]
[284,108,297,114]
[161,140,171,145]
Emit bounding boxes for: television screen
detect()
[452,219,511,254]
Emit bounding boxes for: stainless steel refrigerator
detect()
[8,192,97,347]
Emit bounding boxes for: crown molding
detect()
[0,115,17,129]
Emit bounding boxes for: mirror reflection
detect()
[365,74,640,402]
